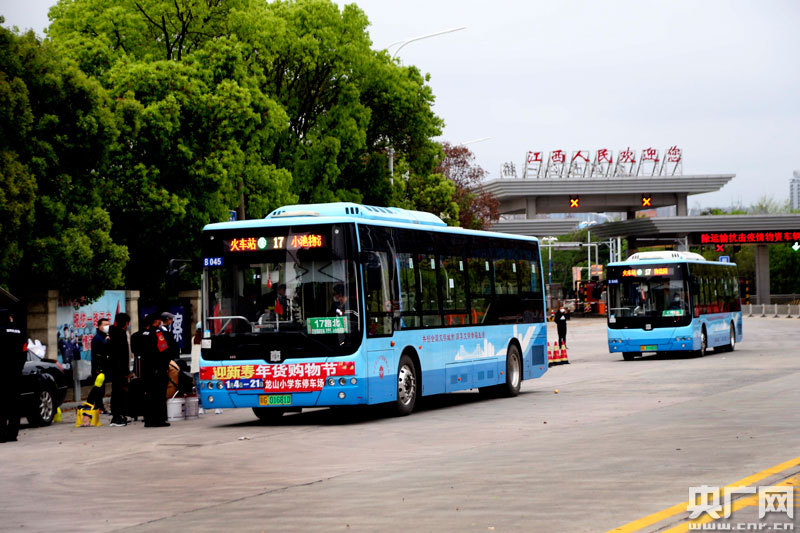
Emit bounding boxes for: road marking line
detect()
[609,456,800,532]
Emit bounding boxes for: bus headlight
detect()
[217,382,224,389]
[207,382,215,390]
[338,392,346,399]
[208,395,214,403]
[339,377,347,386]
[350,378,357,385]
[328,378,336,386]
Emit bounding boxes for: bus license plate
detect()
[259,394,291,406]
[640,345,658,351]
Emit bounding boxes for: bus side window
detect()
[363,251,394,337]
[493,248,521,324]
[398,252,420,329]
[419,254,442,327]
[468,255,493,325]
[442,255,468,326]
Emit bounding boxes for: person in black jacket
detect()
[0,309,27,443]
[554,306,569,349]
[109,313,132,427]
[159,312,180,361]
[141,313,171,427]
[91,318,111,414]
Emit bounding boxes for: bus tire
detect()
[252,407,285,423]
[696,327,708,357]
[723,323,736,352]
[500,344,522,397]
[622,352,637,361]
[394,354,417,416]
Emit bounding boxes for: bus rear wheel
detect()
[500,344,522,397]
[253,407,286,423]
[622,352,638,361]
[394,354,417,416]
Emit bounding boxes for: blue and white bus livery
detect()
[606,251,742,361]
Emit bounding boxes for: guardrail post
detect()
[773,304,780,318]
[747,303,753,317]
[760,304,766,317]
[788,305,794,318]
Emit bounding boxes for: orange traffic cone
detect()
[560,342,570,365]
[547,342,554,365]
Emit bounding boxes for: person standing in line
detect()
[109,313,132,427]
[554,306,569,349]
[142,313,171,427]
[0,309,26,443]
[159,312,180,362]
[91,317,111,414]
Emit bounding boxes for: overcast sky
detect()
[2,0,799,209]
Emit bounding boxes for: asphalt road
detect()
[2,316,798,532]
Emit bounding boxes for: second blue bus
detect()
[606,251,743,360]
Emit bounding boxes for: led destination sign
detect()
[621,267,672,277]
[227,234,324,252]
[700,231,800,245]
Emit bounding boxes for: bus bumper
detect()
[607,327,698,354]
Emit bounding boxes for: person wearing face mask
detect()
[91,318,111,414]
[554,305,569,350]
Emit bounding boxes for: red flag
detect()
[275,298,284,317]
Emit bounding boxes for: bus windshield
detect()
[203,223,361,359]
[607,264,691,329]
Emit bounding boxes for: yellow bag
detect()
[76,404,101,427]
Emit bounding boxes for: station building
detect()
[484,147,800,304]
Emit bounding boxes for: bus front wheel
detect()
[696,328,708,357]
[723,323,736,352]
[394,354,418,416]
[622,352,638,361]
[253,407,286,423]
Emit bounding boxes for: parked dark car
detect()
[20,353,69,426]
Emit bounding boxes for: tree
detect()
[44,0,452,293]
[435,142,498,229]
[48,0,447,207]
[0,22,127,301]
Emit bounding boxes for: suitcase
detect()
[126,377,146,420]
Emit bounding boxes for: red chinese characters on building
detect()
[665,145,682,163]
[618,148,636,163]
[596,149,612,163]
[550,150,566,164]
[526,151,543,164]
[641,147,659,162]
[571,151,589,163]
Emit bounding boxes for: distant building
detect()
[792,170,800,210]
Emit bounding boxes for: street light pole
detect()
[387,26,467,59]
[385,26,466,183]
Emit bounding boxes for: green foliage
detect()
[43,0,450,296]
[435,142,498,230]
[0,25,126,301]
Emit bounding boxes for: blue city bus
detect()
[606,251,743,361]
[198,202,549,420]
